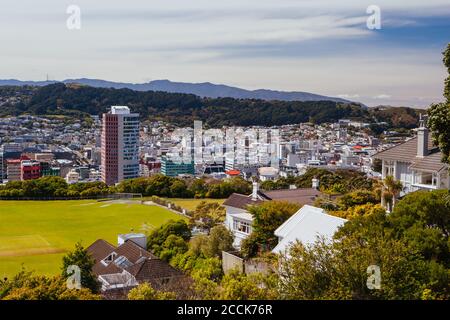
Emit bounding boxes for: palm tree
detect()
[375,176,403,212]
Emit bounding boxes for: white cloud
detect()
[373,94,392,99]
[338,94,361,99]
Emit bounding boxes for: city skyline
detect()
[0,0,449,108]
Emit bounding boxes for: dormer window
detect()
[101,252,117,265]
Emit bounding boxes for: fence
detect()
[149,196,190,216]
[0,193,140,201]
[0,195,109,201]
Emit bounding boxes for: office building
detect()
[161,157,195,177]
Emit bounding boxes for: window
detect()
[102,252,117,265]
[233,219,251,234]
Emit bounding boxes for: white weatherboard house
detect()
[373,118,449,196]
[224,182,323,248]
[223,183,264,248]
[272,205,347,254]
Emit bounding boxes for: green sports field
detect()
[0,200,186,278]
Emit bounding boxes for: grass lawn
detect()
[163,198,226,211]
[0,200,186,278]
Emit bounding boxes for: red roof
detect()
[6,159,21,164]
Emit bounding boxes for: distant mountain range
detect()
[0,78,352,104]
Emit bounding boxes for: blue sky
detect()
[0,0,448,107]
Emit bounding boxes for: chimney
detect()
[417,114,429,158]
[252,181,259,200]
[312,177,320,190]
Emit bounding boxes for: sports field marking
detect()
[0,234,51,251]
[0,234,60,257]
[100,204,111,208]
[0,247,65,257]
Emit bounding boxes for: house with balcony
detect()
[373,118,449,196]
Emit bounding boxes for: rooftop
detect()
[373,133,447,172]
[111,106,130,115]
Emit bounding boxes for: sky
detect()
[0,0,449,108]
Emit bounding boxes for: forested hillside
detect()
[0,83,420,128]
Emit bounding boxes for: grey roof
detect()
[262,188,322,206]
[410,152,447,172]
[373,134,447,172]
[223,188,323,209]
[223,193,264,209]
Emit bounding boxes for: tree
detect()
[218,270,278,300]
[127,282,176,300]
[61,242,99,293]
[189,201,226,233]
[333,203,385,220]
[1,269,100,300]
[241,201,300,257]
[338,189,379,211]
[389,190,450,264]
[159,235,189,262]
[147,220,191,258]
[201,225,234,258]
[170,180,191,198]
[278,209,450,300]
[428,43,450,165]
[374,176,402,212]
[188,178,208,198]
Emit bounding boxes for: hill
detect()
[0,83,420,128]
[0,83,367,127]
[0,78,351,103]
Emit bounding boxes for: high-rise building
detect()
[101,106,140,185]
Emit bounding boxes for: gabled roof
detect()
[223,187,323,210]
[87,239,116,262]
[126,258,184,282]
[87,239,120,275]
[272,205,347,254]
[223,193,264,210]
[373,133,448,173]
[374,134,435,162]
[262,188,322,206]
[114,240,157,263]
[409,152,447,172]
[87,239,157,277]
